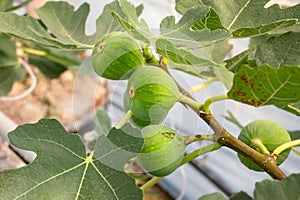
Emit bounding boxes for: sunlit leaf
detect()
[160,6,229,48]
[0,1,134,49]
[112,0,150,43]
[176,0,299,37]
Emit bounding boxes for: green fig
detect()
[92,32,144,80]
[124,66,179,126]
[238,119,291,171]
[138,125,185,177]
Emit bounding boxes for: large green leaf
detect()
[254,173,300,200]
[0,119,142,199]
[253,32,300,67]
[176,0,299,38]
[157,6,232,84]
[0,1,132,49]
[159,6,229,48]
[228,65,300,116]
[0,12,70,49]
[94,124,143,171]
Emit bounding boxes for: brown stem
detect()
[199,111,286,180]
[159,61,286,179]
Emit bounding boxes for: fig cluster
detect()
[92,32,183,177]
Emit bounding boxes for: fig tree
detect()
[92,32,144,80]
[124,66,179,126]
[138,125,185,177]
[238,119,291,171]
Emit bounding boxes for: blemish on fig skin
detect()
[97,43,105,52]
[129,87,135,98]
[162,132,175,139]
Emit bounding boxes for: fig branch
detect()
[158,61,286,180]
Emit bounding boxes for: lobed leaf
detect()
[228,65,300,116]
[112,0,151,43]
[176,0,299,38]
[0,1,132,49]
[160,6,229,48]
[253,32,300,67]
[0,119,142,199]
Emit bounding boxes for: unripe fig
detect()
[238,119,291,171]
[124,66,179,126]
[138,125,185,177]
[92,32,144,80]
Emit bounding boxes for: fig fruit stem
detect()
[251,139,270,155]
[272,139,300,160]
[203,94,228,112]
[140,177,162,192]
[188,77,217,94]
[291,147,300,155]
[184,134,215,145]
[115,110,133,129]
[226,110,244,130]
[128,173,150,180]
[22,47,47,56]
[181,143,221,165]
[178,93,203,110]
